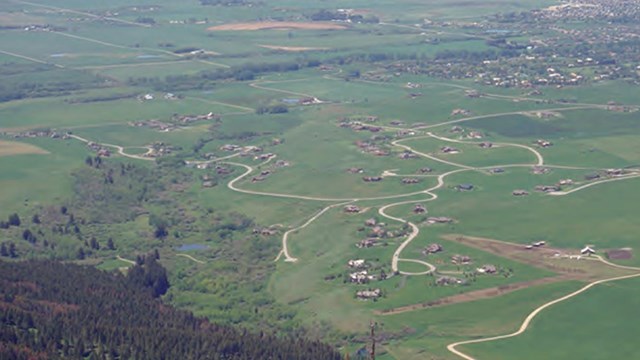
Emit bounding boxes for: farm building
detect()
[356,239,377,248]
[441,146,460,154]
[477,264,497,274]
[401,178,420,184]
[451,254,472,265]
[456,184,474,191]
[424,243,443,254]
[344,205,361,213]
[581,246,596,255]
[356,289,381,299]
[414,204,427,214]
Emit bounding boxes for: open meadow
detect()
[1,0,639,359]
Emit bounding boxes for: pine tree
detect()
[8,213,21,227]
[107,238,116,250]
[76,248,86,260]
[0,243,7,257]
[8,243,17,258]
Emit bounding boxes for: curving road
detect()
[277,201,354,262]
[447,263,640,360]
[424,132,544,166]
[69,134,154,161]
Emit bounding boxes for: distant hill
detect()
[0,259,342,360]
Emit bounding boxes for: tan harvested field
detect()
[444,234,635,280]
[0,141,49,157]
[377,276,567,316]
[207,21,347,31]
[258,44,330,52]
[0,12,46,26]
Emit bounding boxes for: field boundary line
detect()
[14,0,151,28]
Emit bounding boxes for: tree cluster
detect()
[0,259,342,360]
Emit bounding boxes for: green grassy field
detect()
[1,0,639,359]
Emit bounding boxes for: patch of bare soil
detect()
[207,21,347,31]
[0,141,49,157]
[258,44,329,52]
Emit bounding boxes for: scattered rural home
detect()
[139,93,154,101]
[401,178,420,184]
[349,270,376,284]
[535,139,553,147]
[369,226,386,237]
[97,148,111,157]
[347,167,364,174]
[451,254,472,265]
[479,142,493,148]
[252,227,278,236]
[468,131,484,139]
[216,166,232,175]
[423,243,443,254]
[408,92,423,99]
[426,217,453,224]
[164,93,178,100]
[558,179,574,186]
[274,160,290,168]
[363,176,383,182]
[399,150,417,159]
[364,218,377,227]
[256,153,275,160]
[535,185,561,193]
[450,126,463,133]
[456,183,474,191]
[251,176,267,183]
[532,241,546,247]
[418,167,433,173]
[130,119,176,132]
[390,120,404,126]
[356,239,377,248]
[356,288,381,299]
[220,144,241,151]
[490,167,505,174]
[585,173,601,180]
[533,111,557,119]
[512,189,529,196]
[202,181,215,188]
[344,205,361,213]
[405,82,421,89]
[477,264,497,274]
[450,108,471,117]
[441,146,460,154]
[242,145,263,153]
[413,204,427,214]
[605,168,625,176]
[436,276,465,286]
[532,166,550,175]
[196,163,210,170]
[396,129,416,137]
[581,246,596,255]
[465,89,481,98]
[347,259,366,268]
